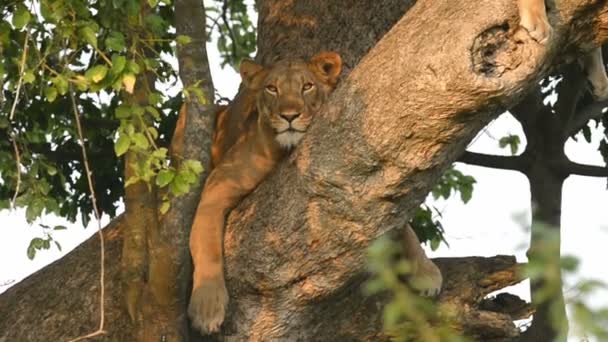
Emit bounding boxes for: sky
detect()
[1,8,607,341]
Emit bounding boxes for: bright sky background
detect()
[1,8,607,341]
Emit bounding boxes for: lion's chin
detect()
[275,131,304,149]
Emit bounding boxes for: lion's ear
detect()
[240,59,265,88]
[309,51,342,86]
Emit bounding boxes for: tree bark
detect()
[2,0,608,340]
[216,0,608,339]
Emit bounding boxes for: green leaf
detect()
[132,133,149,149]
[184,160,203,174]
[26,199,45,223]
[115,105,131,119]
[54,241,62,252]
[148,0,159,7]
[114,135,131,156]
[80,26,98,47]
[13,5,31,29]
[159,200,170,215]
[145,106,160,120]
[31,237,44,249]
[148,92,162,105]
[122,73,136,93]
[460,183,473,203]
[44,86,58,102]
[498,134,520,155]
[156,169,175,187]
[85,65,108,83]
[144,14,167,35]
[105,32,126,51]
[23,71,35,84]
[125,123,135,136]
[51,75,69,95]
[430,237,440,251]
[147,126,159,140]
[169,174,190,196]
[46,164,58,176]
[53,225,67,230]
[176,35,192,45]
[110,55,127,75]
[27,244,36,260]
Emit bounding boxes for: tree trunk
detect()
[515,63,588,342]
[2,0,608,340]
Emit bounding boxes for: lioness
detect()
[519,0,608,99]
[186,52,444,334]
[187,52,344,334]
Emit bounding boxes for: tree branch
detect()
[558,160,608,177]
[459,151,529,172]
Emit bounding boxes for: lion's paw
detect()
[411,259,443,298]
[188,276,229,334]
[519,7,552,44]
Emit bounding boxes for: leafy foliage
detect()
[26,223,66,260]
[411,166,476,249]
[0,0,239,261]
[498,134,521,155]
[206,0,257,69]
[365,236,466,341]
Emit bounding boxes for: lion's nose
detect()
[280,112,301,123]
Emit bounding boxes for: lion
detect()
[519,0,608,99]
[186,51,445,334]
[187,51,344,334]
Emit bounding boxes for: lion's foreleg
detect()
[188,171,245,334]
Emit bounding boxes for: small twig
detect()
[66,89,106,342]
[10,32,30,121]
[221,0,239,61]
[8,32,30,208]
[0,46,4,105]
[10,139,22,208]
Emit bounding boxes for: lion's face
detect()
[240,52,342,148]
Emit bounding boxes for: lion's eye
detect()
[265,85,278,94]
[302,82,314,91]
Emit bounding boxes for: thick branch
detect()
[560,160,608,177]
[459,151,528,172]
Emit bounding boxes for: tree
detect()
[1,0,607,340]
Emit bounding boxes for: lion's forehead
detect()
[265,63,315,84]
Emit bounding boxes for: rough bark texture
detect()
[216,0,608,340]
[0,218,525,341]
[2,0,608,341]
